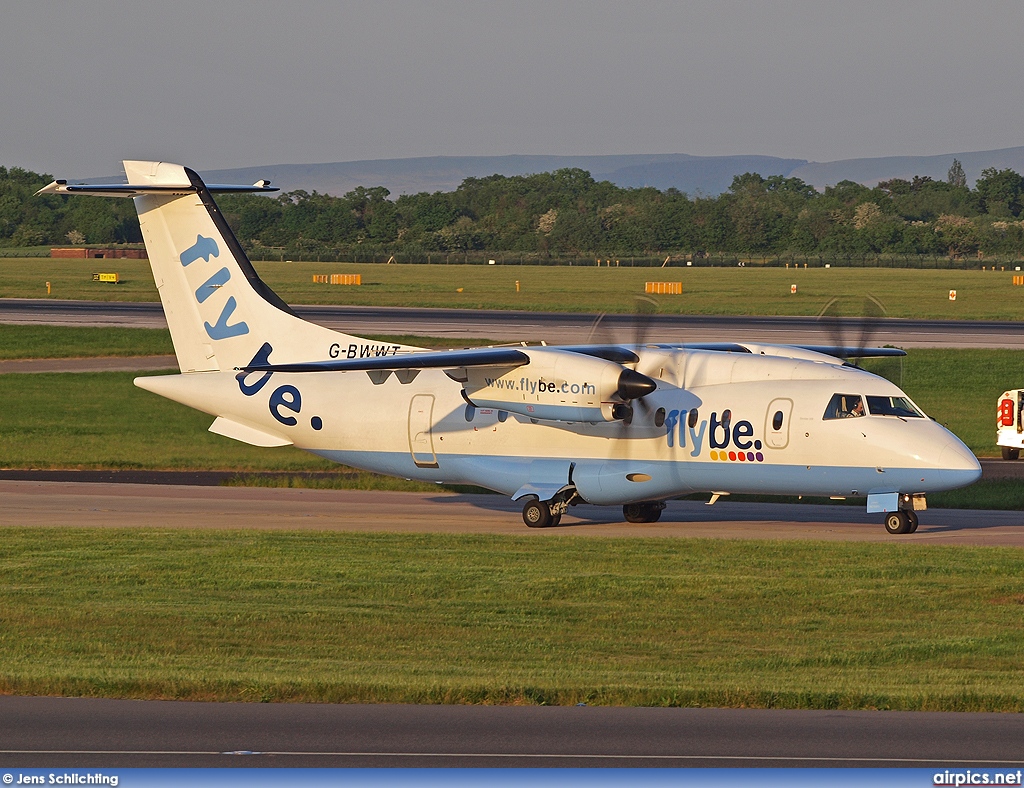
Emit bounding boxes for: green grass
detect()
[0,345,1017,506]
[929,480,1024,510]
[6,258,1024,319]
[0,324,174,359]
[0,371,332,471]
[0,325,492,361]
[860,349,1021,455]
[0,348,1015,475]
[2,530,1023,709]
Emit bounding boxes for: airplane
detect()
[37,160,982,535]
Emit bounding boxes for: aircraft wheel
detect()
[884,511,912,535]
[907,510,919,534]
[523,499,553,528]
[1002,447,1020,460]
[623,502,663,524]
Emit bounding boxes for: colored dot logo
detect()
[710,450,764,462]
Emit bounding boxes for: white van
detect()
[996,389,1024,459]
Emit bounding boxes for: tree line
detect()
[6,159,1024,260]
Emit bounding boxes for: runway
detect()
[4,297,1024,347]
[2,480,1023,545]
[2,698,1024,768]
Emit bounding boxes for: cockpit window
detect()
[866,395,924,418]
[823,393,865,420]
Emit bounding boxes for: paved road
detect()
[2,480,1022,545]
[3,298,1024,347]
[2,697,1023,768]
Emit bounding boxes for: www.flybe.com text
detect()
[483,377,597,396]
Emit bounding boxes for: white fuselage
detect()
[139,345,981,506]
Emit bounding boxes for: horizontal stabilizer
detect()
[208,416,292,447]
[35,180,278,198]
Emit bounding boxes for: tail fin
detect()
[40,160,406,372]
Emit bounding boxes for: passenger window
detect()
[823,393,865,420]
[654,407,666,427]
[688,408,699,428]
[772,410,784,431]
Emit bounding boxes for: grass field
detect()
[0,344,1020,507]
[0,344,1014,468]
[2,530,1023,710]
[5,258,1024,319]
[0,371,331,471]
[0,324,482,359]
[0,324,174,359]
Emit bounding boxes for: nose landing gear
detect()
[884,510,919,535]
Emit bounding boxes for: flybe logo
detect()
[179,234,249,340]
[236,342,324,432]
[663,408,766,463]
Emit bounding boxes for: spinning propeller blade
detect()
[815,294,888,365]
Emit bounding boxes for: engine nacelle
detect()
[463,347,653,423]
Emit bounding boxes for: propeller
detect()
[815,294,886,366]
[587,296,660,426]
[611,368,657,422]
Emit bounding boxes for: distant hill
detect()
[195,147,1024,197]
[789,146,1024,190]
[199,154,807,198]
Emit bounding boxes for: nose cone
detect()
[617,368,657,400]
[938,439,982,488]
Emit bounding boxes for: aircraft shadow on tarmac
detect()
[426,493,1024,532]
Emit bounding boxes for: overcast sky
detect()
[4,1,1023,178]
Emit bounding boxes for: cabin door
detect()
[408,394,439,468]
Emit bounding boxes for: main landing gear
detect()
[623,501,666,523]
[522,499,561,528]
[521,494,667,527]
[522,490,578,528]
[884,509,919,535]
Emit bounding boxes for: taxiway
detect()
[2,480,1022,545]
[4,298,1024,347]
[2,697,1024,768]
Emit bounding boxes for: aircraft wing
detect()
[651,342,906,359]
[239,347,530,373]
[240,341,906,375]
[794,345,906,358]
